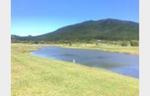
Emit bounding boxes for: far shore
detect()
[12,43,139,55]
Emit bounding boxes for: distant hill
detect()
[12,18,139,42]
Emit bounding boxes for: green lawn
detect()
[12,44,139,96]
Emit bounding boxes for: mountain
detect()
[11,35,34,42]
[12,18,139,42]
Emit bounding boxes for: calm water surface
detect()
[32,46,139,78]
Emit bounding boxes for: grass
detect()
[57,43,139,55]
[12,43,139,96]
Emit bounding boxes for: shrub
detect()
[121,41,130,46]
[130,40,139,46]
[33,41,39,44]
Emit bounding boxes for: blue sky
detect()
[12,0,139,36]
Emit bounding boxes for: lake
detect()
[32,46,139,78]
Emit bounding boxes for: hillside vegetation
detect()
[11,18,139,43]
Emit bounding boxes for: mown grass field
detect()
[12,43,139,96]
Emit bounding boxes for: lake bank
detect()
[12,42,139,55]
[32,46,139,78]
[57,43,139,55]
[12,43,139,96]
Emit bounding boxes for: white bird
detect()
[73,59,76,63]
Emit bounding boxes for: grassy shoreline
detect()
[12,43,139,96]
[42,43,139,55]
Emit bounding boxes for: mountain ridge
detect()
[12,18,139,42]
